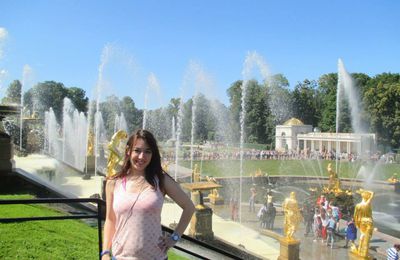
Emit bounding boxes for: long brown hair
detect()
[111,129,165,192]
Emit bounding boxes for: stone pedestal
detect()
[189,207,214,241]
[84,155,95,173]
[277,238,300,260]
[0,133,13,174]
[394,182,400,194]
[191,190,201,206]
[348,251,373,260]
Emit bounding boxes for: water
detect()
[19,65,33,151]
[338,59,366,134]
[61,98,88,171]
[143,73,162,130]
[174,98,184,181]
[93,45,111,176]
[239,51,271,223]
[44,97,88,172]
[114,113,128,134]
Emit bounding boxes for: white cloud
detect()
[0,27,8,40]
[0,27,9,59]
[0,69,9,94]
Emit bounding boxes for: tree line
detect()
[2,72,400,151]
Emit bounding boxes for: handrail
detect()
[162,225,243,260]
[0,198,243,260]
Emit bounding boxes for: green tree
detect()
[24,81,68,121]
[194,93,214,142]
[292,79,320,127]
[318,73,337,132]
[67,87,88,113]
[2,80,22,105]
[99,95,121,137]
[266,74,292,125]
[364,75,400,150]
[120,96,142,133]
[245,80,268,143]
[227,80,243,143]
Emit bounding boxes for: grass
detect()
[0,194,189,260]
[180,159,399,180]
[0,194,98,260]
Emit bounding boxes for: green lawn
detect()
[0,194,188,260]
[180,159,398,180]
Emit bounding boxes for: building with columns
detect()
[275,118,312,151]
[275,118,376,155]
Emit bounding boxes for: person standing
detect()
[101,129,195,260]
[257,202,268,228]
[230,195,239,221]
[302,202,314,236]
[313,208,322,242]
[320,208,329,243]
[249,185,257,212]
[344,218,357,248]
[387,244,400,260]
[326,215,337,248]
[267,202,277,230]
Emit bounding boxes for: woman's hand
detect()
[157,234,178,252]
[101,254,111,260]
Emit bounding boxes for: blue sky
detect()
[1,1,399,109]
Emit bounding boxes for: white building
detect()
[275,118,312,151]
[275,118,376,155]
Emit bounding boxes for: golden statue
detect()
[351,189,374,258]
[106,130,128,177]
[206,176,220,197]
[282,192,302,240]
[254,168,263,177]
[162,161,169,172]
[327,163,341,192]
[388,173,399,183]
[87,130,94,156]
[31,111,39,119]
[192,164,201,182]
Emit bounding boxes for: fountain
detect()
[5,44,399,260]
[0,104,20,173]
[44,98,90,173]
[239,51,271,223]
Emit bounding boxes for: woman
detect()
[101,129,195,260]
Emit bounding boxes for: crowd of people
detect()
[162,147,395,164]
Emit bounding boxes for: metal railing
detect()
[0,197,242,260]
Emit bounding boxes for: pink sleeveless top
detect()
[112,177,165,260]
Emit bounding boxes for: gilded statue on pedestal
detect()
[192,163,201,182]
[351,189,374,258]
[87,130,94,156]
[282,191,302,240]
[106,130,128,177]
[327,163,341,192]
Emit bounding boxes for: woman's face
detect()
[129,138,152,174]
